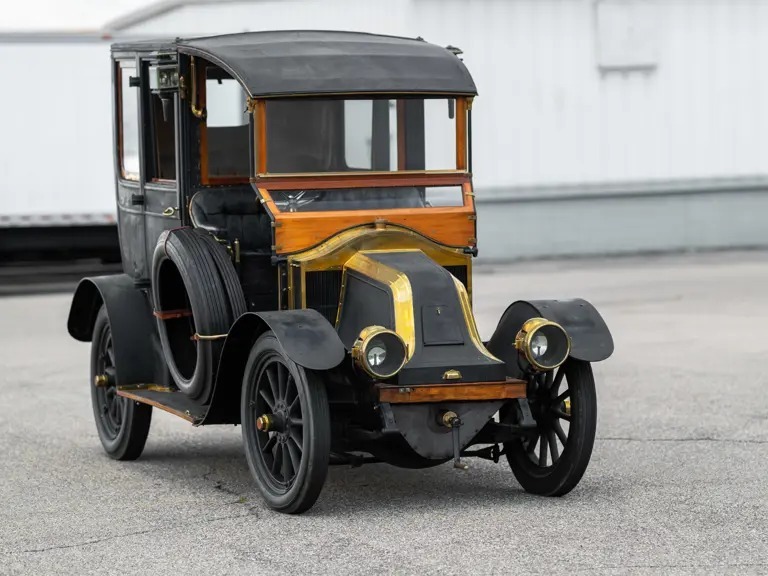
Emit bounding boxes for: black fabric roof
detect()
[174,30,477,98]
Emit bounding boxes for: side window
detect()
[118,63,140,180]
[204,70,250,180]
[147,82,176,181]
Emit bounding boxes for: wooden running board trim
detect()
[377,380,527,404]
[117,389,200,424]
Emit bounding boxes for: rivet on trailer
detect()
[66,31,614,514]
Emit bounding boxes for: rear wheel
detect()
[90,306,152,460]
[504,359,596,496]
[241,332,330,514]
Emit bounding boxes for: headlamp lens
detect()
[530,332,548,358]
[367,343,387,367]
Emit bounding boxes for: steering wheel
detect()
[273,190,321,212]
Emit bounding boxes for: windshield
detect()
[263,98,459,174]
[268,185,464,213]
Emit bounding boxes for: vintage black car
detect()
[67,30,613,513]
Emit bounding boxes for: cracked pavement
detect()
[1,251,767,575]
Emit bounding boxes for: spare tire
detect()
[152,228,246,401]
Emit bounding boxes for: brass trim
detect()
[189,56,206,119]
[344,253,416,359]
[191,333,228,341]
[440,410,459,427]
[351,325,408,379]
[117,384,176,393]
[442,369,462,380]
[290,225,469,272]
[256,414,274,432]
[451,276,501,363]
[514,317,571,371]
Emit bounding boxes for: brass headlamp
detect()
[514,317,571,371]
[351,326,408,379]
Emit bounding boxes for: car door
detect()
[140,56,182,275]
[114,58,146,280]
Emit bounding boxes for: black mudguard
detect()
[487,299,613,376]
[203,309,345,424]
[67,275,161,387]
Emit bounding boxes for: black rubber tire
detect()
[504,359,596,496]
[90,306,152,460]
[241,332,331,514]
[151,228,245,402]
[195,229,247,321]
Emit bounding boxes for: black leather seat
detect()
[189,188,271,251]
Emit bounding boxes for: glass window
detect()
[264,98,460,174]
[268,185,464,213]
[119,64,139,179]
[205,75,250,179]
[148,94,176,181]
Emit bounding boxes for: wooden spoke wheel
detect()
[241,332,330,514]
[90,306,152,460]
[503,359,596,496]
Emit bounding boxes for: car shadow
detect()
[132,435,538,514]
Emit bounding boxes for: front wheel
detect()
[503,359,596,496]
[241,332,331,514]
[90,306,152,460]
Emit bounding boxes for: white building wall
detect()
[121,0,768,193]
[2,0,767,256]
[125,0,412,37]
[415,0,768,191]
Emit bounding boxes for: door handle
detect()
[162,206,178,217]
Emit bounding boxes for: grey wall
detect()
[476,181,768,260]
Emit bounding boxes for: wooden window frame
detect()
[253,96,470,180]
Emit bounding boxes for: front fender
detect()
[487,299,613,374]
[203,309,345,425]
[67,275,159,387]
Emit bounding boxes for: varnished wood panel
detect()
[456,97,468,171]
[256,99,267,174]
[253,172,469,190]
[117,390,198,423]
[378,380,527,404]
[274,207,475,254]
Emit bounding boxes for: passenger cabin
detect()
[111,31,478,320]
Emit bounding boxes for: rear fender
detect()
[67,275,160,386]
[486,299,613,377]
[203,309,345,424]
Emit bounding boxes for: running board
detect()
[117,385,207,425]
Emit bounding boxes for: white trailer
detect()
[0,35,118,260]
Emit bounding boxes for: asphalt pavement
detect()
[1,251,766,575]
